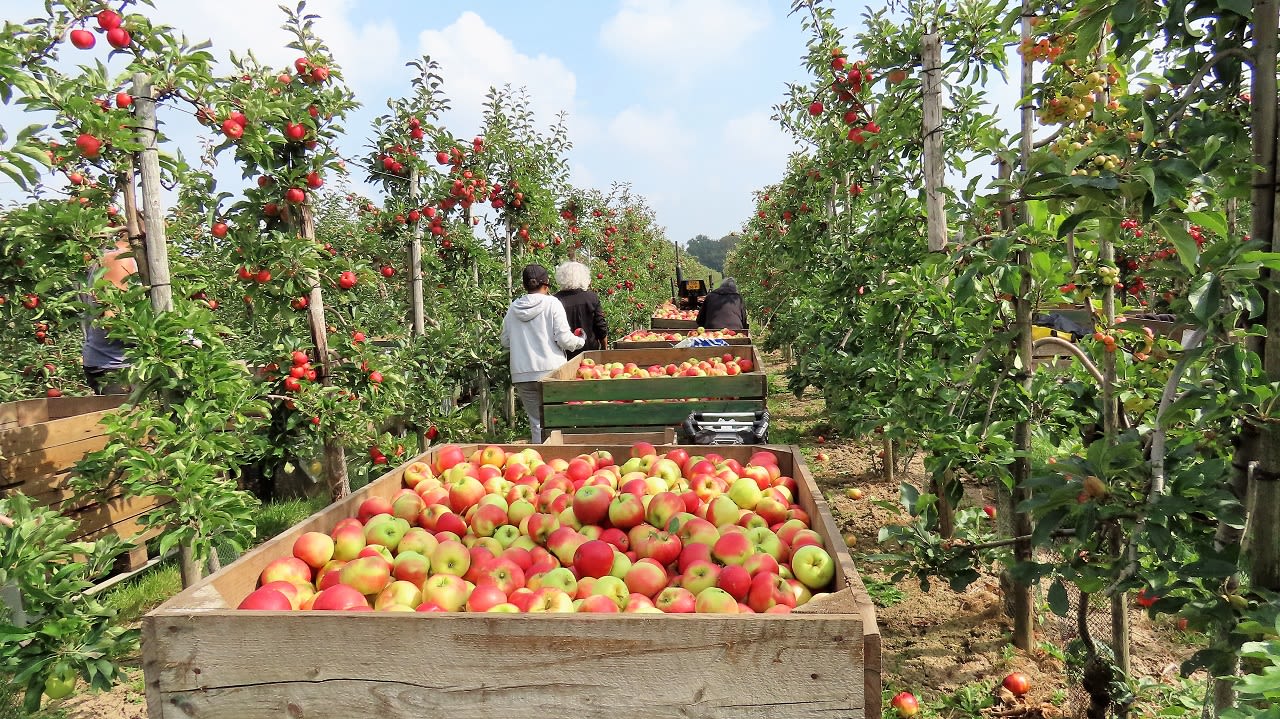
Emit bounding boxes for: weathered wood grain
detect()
[144,613,864,719]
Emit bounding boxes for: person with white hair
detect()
[554,261,608,358]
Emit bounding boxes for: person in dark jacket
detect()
[697,277,749,330]
[554,261,608,358]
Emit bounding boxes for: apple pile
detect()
[238,442,839,614]
[652,302,698,321]
[574,354,754,380]
[620,328,743,343]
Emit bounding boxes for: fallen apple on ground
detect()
[237,442,838,614]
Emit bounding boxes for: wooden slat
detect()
[650,317,699,329]
[0,410,114,458]
[45,394,126,420]
[68,493,170,539]
[0,398,50,430]
[543,400,766,430]
[144,613,863,719]
[75,502,168,543]
[0,435,112,489]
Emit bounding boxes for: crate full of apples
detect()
[239,443,839,614]
[615,328,751,349]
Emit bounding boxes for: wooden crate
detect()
[0,395,163,570]
[542,428,676,445]
[615,330,752,350]
[539,347,767,432]
[142,443,881,719]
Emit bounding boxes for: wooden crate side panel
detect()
[45,395,126,420]
[144,613,864,719]
[0,435,112,490]
[0,398,50,429]
[69,493,170,540]
[541,373,766,403]
[543,400,766,429]
[0,409,114,459]
[650,317,699,329]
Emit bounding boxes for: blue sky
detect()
[1,1,1021,245]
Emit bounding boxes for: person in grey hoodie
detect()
[501,264,585,443]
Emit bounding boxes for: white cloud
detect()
[599,0,770,80]
[417,12,577,139]
[150,0,401,95]
[722,110,796,169]
[605,107,692,168]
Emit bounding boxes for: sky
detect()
[0,0,1023,246]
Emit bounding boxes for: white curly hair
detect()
[555,261,592,291]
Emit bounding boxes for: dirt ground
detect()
[41,350,1200,719]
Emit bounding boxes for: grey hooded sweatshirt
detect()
[501,293,585,383]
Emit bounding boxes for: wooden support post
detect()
[117,165,150,287]
[300,206,349,500]
[1008,7,1036,652]
[1250,0,1280,595]
[921,32,947,253]
[134,72,200,587]
[408,168,428,450]
[133,75,171,315]
[408,167,425,338]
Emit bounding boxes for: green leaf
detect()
[1216,0,1252,17]
[1187,210,1228,237]
[1057,210,1097,239]
[1188,273,1221,324]
[1156,218,1199,273]
[1048,579,1070,616]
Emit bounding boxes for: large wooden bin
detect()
[142,443,882,719]
[615,329,752,350]
[539,346,767,434]
[0,395,162,568]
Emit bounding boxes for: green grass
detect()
[104,562,182,623]
[252,495,327,540]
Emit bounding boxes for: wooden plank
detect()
[543,400,766,430]
[0,435,112,489]
[75,502,169,543]
[68,493,170,539]
[543,429,676,446]
[0,398,48,430]
[143,613,864,719]
[650,317,699,329]
[0,409,113,458]
[45,394,126,420]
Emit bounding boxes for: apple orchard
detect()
[1,0,1280,718]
